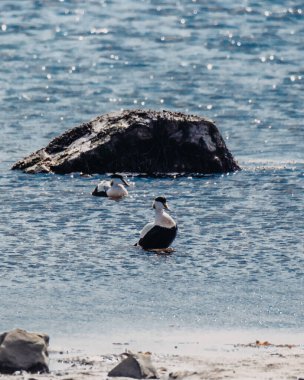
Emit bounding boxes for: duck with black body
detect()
[135,196,177,250]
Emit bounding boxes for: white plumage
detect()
[136,197,177,250]
[92,174,129,198]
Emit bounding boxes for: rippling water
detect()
[0,0,303,338]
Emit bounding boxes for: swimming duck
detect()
[135,196,177,250]
[92,174,130,198]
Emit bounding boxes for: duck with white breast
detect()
[92,174,130,199]
[136,196,177,250]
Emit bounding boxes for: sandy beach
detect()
[1,330,303,380]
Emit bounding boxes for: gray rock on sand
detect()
[0,328,49,374]
[108,352,159,379]
[12,109,240,176]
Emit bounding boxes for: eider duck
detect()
[136,196,177,250]
[92,174,130,198]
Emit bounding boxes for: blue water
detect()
[0,0,303,338]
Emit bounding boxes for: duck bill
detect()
[164,202,170,210]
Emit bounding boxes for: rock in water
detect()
[108,352,158,379]
[0,329,49,374]
[12,109,240,175]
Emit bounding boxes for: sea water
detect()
[0,0,303,340]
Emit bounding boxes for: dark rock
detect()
[108,352,158,379]
[0,329,49,374]
[12,109,240,176]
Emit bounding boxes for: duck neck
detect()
[154,208,175,228]
[154,208,165,223]
[155,208,164,215]
[112,181,121,188]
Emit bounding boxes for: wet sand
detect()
[1,330,303,379]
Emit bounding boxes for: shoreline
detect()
[2,328,303,379]
[50,328,304,356]
[50,328,304,379]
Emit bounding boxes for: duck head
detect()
[153,196,170,211]
[110,174,130,187]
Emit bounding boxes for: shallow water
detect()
[0,0,303,338]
